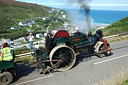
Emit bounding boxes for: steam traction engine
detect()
[37,30,111,73]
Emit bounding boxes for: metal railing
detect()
[15,52,34,58]
[103,32,128,39]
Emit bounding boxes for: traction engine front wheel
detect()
[49,45,76,72]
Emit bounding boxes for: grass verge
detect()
[94,68,128,85]
[14,56,36,65]
[119,79,128,85]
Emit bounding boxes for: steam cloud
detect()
[66,0,93,33]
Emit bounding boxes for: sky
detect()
[15,0,128,11]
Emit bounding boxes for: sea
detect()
[90,10,128,24]
[64,9,128,25]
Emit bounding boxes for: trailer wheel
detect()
[49,45,76,71]
[0,72,13,85]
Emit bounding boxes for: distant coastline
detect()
[64,9,128,25]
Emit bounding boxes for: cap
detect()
[36,42,39,44]
[30,33,32,35]
[3,42,9,48]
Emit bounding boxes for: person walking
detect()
[28,33,34,51]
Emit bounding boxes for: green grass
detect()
[14,56,36,64]
[102,17,128,37]
[14,47,30,55]
[21,38,42,45]
[0,0,68,40]
[33,38,42,42]
[21,41,29,45]
[119,79,128,85]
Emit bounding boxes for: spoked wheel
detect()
[0,72,13,85]
[49,45,76,71]
[98,43,111,58]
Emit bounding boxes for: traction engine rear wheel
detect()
[49,45,76,71]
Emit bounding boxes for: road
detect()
[11,40,128,85]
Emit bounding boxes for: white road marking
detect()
[14,75,53,85]
[94,54,128,65]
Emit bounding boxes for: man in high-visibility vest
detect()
[0,42,13,61]
[0,53,2,61]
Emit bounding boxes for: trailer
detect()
[0,60,16,85]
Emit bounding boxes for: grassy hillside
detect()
[102,17,128,36]
[0,0,68,40]
[0,0,50,29]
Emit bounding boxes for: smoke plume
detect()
[66,0,93,33]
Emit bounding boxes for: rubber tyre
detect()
[0,72,13,85]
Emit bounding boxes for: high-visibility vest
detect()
[1,47,13,61]
[0,55,2,61]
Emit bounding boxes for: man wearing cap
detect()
[28,33,34,51]
[45,32,52,53]
[0,42,13,61]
